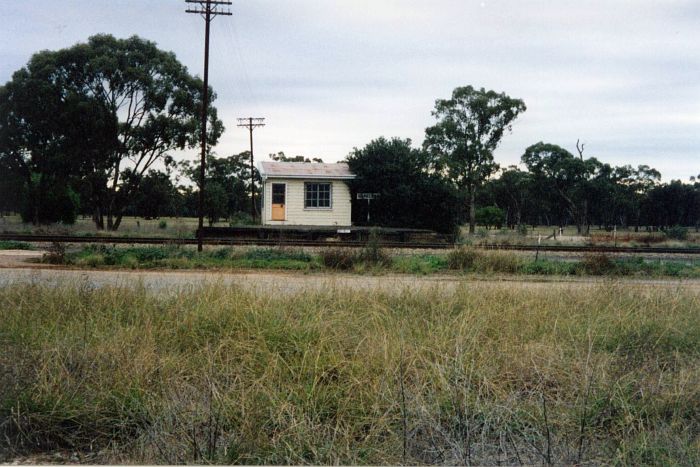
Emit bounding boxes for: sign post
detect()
[357,193,380,224]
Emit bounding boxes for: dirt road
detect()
[1,266,699,295]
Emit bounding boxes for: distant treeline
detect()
[346,138,700,234]
[0,35,698,233]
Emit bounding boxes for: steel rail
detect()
[1,233,699,254]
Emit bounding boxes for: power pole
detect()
[186,0,232,252]
[237,117,265,222]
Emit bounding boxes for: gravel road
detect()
[1,266,699,295]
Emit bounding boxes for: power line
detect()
[237,117,266,222]
[185,0,232,252]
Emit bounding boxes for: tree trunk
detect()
[468,188,476,234]
[112,214,123,231]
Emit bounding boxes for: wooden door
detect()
[271,183,286,221]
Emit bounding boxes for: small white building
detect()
[258,161,356,226]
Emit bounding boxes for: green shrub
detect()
[229,211,255,226]
[666,225,689,240]
[121,255,139,269]
[391,255,448,274]
[520,260,576,275]
[476,205,505,230]
[77,254,106,268]
[516,224,528,236]
[209,248,233,260]
[158,220,168,230]
[357,229,390,266]
[242,248,312,263]
[0,241,33,250]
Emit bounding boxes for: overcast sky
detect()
[1,1,698,180]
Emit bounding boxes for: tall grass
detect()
[1,282,698,464]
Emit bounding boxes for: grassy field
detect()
[1,281,698,464]
[0,215,230,238]
[55,244,700,278]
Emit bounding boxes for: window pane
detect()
[305,183,331,208]
[272,184,285,204]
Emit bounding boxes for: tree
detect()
[476,206,505,230]
[644,181,699,228]
[132,170,178,219]
[522,142,601,234]
[0,34,223,230]
[346,137,463,233]
[0,157,24,215]
[269,151,323,163]
[483,166,534,228]
[0,63,117,224]
[424,86,526,233]
[178,152,260,220]
[203,181,228,226]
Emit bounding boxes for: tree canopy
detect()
[346,137,463,233]
[0,34,223,229]
[424,86,526,233]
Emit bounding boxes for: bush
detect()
[77,254,106,268]
[21,181,79,225]
[209,248,233,260]
[0,241,33,250]
[391,255,448,274]
[516,224,528,236]
[476,206,505,230]
[447,247,479,270]
[475,251,523,273]
[320,248,358,270]
[242,248,312,263]
[666,225,689,240]
[158,220,168,230]
[42,242,66,264]
[229,211,255,226]
[580,253,618,275]
[358,231,390,266]
[520,260,576,275]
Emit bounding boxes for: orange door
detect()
[271,183,286,221]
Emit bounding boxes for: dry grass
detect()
[1,281,698,464]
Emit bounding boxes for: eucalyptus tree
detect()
[0,62,117,224]
[522,142,601,234]
[0,34,223,230]
[424,86,526,233]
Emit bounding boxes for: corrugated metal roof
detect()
[259,161,356,180]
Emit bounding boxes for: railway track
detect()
[1,233,699,255]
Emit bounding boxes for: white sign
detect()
[357,193,380,200]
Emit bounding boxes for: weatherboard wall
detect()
[262,178,352,226]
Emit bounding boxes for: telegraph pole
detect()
[237,117,265,221]
[186,0,232,252]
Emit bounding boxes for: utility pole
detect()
[237,117,265,222]
[186,0,232,252]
